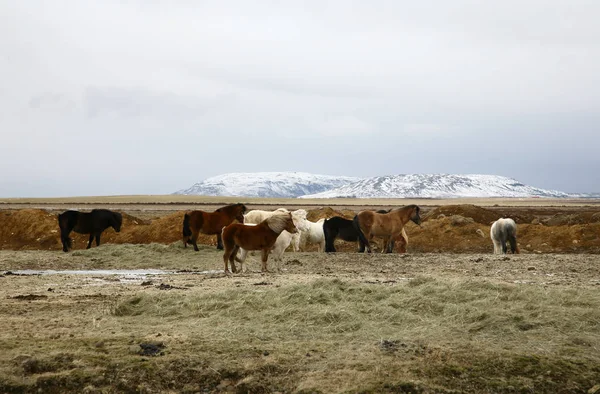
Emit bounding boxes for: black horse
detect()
[323,210,393,253]
[323,216,365,253]
[58,209,122,252]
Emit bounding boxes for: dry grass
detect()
[0,246,599,393]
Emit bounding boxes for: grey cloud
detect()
[1,1,600,196]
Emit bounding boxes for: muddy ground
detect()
[0,246,599,393]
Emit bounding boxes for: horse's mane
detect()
[265,213,292,234]
[113,211,123,225]
[291,209,307,219]
[216,203,247,214]
[390,205,419,212]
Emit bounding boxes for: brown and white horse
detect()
[221,212,297,274]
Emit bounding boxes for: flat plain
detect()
[0,196,599,393]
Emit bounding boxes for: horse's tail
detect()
[58,212,75,252]
[352,215,370,253]
[182,213,192,246]
[323,218,332,252]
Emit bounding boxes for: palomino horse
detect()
[221,212,297,274]
[58,209,122,252]
[183,203,247,251]
[243,208,289,224]
[353,205,421,253]
[490,218,519,254]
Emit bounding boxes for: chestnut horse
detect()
[182,203,247,251]
[323,209,407,253]
[221,212,297,274]
[353,205,421,253]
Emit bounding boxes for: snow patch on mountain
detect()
[299,174,573,199]
[174,172,360,198]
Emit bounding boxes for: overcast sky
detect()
[2,1,599,197]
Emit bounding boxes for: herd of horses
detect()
[57,203,519,274]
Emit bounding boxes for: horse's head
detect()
[112,212,123,232]
[284,213,299,234]
[291,209,310,232]
[234,204,247,223]
[410,205,421,226]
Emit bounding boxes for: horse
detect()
[298,218,326,252]
[243,208,289,224]
[221,212,298,274]
[235,210,310,272]
[244,208,303,252]
[353,205,421,253]
[490,218,519,254]
[323,216,363,252]
[324,215,408,253]
[58,209,122,252]
[182,203,247,251]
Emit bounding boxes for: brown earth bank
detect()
[2,204,600,254]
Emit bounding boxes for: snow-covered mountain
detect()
[174,172,360,198]
[299,174,573,199]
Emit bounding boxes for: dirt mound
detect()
[542,212,600,226]
[306,207,355,222]
[0,209,62,250]
[423,205,499,224]
[0,209,218,251]
[2,207,600,254]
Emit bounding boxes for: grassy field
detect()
[0,244,599,393]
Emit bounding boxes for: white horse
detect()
[490,218,519,254]
[298,218,326,252]
[236,209,310,272]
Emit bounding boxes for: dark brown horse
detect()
[221,213,297,274]
[183,203,247,251]
[353,205,421,253]
[58,209,122,252]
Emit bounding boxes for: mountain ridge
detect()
[175,172,576,199]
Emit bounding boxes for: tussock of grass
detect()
[106,278,600,392]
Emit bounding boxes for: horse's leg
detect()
[191,231,200,252]
[492,239,500,254]
[229,245,240,273]
[260,249,269,273]
[318,239,325,253]
[501,237,508,254]
[381,236,392,253]
[324,230,334,253]
[508,235,518,254]
[95,232,101,247]
[60,229,72,252]
[363,231,373,253]
[292,232,301,252]
[223,248,232,274]
[86,234,94,249]
[216,232,224,250]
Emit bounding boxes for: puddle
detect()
[5,269,223,276]
[2,269,226,285]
